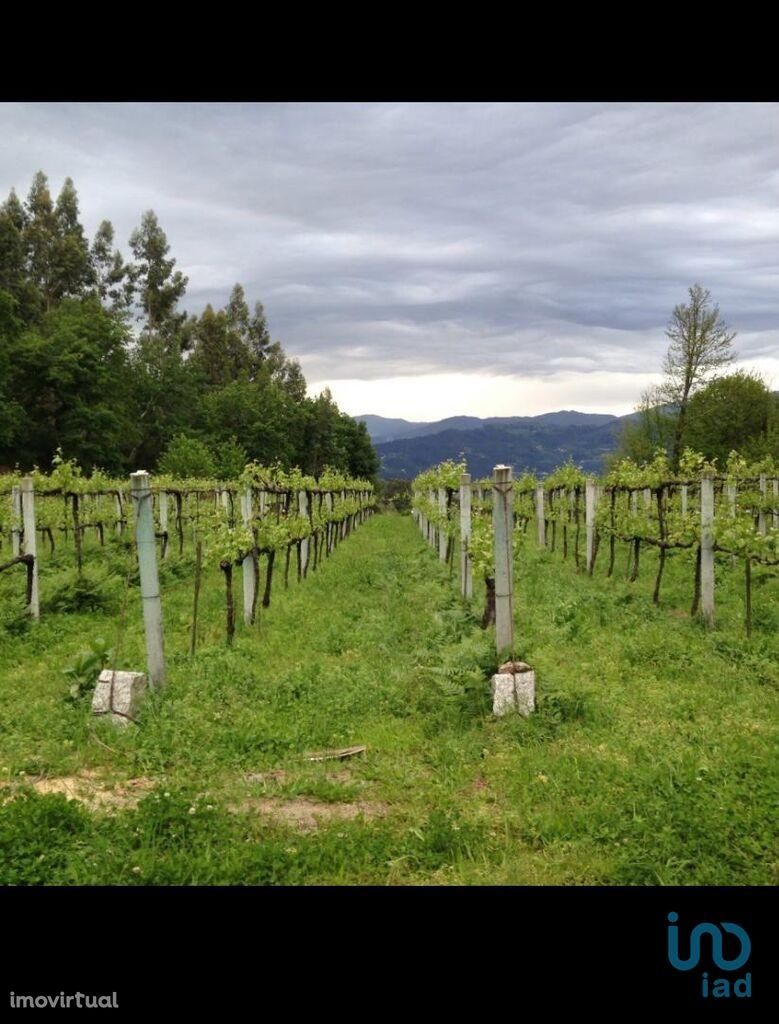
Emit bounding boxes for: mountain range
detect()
[356,411,633,479]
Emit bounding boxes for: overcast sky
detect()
[2,102,778,420]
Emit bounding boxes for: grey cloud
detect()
[1,101,778,387]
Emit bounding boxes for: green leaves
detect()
[62,636,113,702]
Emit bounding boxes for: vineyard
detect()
[412,450,779,640]
[0,454,375,664]
[0,452,776,885]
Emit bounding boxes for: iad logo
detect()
[667,912,752,999]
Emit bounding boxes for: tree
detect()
[23,171,58,311]
[337,415,380,480]
[2,296,134,471]
[685,372,778,466]
[248,300,272,371]
[1,188,26,232]
[276,357,307,402]
[52,177,93,300]
[201,378,299,468]
[655,284,736,468]
[0,290,24,454]
[190,304,250,386]
[608,390,677,468]
[225,283,251,342]
[0,197,35,322]
[224,286,273,377]
[127,210,188,347]
[159,434,216,478]
[91,220,131,314]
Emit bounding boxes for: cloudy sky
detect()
[2,102,778,420]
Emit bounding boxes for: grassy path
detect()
[0,513,776,884]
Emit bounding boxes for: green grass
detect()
[0,513,776,885]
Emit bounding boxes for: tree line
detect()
[612,284,779,469]
[0,171,379,481]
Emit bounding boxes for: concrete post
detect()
[20,478,39,620]
[438,487,448,562]
[241,488,255,625]
[298,489,309,574]
[585,477,598,573]
[492,465,514,656]
[130,471,166,688]
[700,473,715,629]
[535,484,545,548]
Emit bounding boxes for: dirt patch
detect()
[244,770,289,784]
[243,769,353,786]
[1,770,155,813]
[232,796,387,831]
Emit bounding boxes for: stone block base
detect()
[92,670,147,726]
[491,663,535,717]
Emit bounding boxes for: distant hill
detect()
[357,410,617,445]
[355,410,628,479]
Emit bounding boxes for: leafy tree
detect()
[224,285,273,378]
[125,339,200,470]
[301,389,345,476]
[1,188,26,232]
[2,296,133,471]
[211,436,248,480]
[248,299,272,370]
[276,357,307,402]
[91,220,131,313]
[158,434,216,478]
[338,415,380,480]
[127,210,188,347]
[0,290,24,454]
[190,304,250,386]
[0,197,37,323]
[23,171,58,312]
[653,284,736,468]
[201,378,299,468]
[608,392,676,468]
[52,177,93,300]
[225,283,251,342]
[685,372,778,466]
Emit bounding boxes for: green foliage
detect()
[0,515,775,885]
[685,371,779,466]
[0,171,379,482]
[62,636,113,701]
[0,793,90,885]
[43,567,121,615]
[159,434,216,479]
[379,478,412,513]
